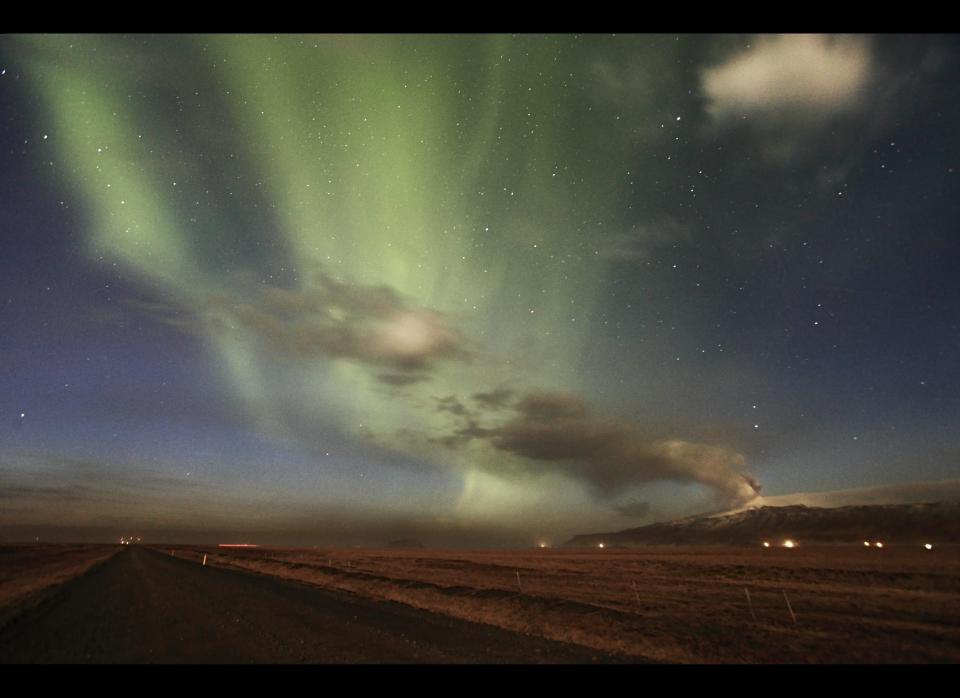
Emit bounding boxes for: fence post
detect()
[783,590,796,623]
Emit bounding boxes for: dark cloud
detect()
[0,483,95,504]
[0,510,549,549]
[121,298,198,334]
[472,388,514,410]
[136,267,471,376]
[0,451,213,530]
[511,392,590,421]
[614,499,651,519]
[0,449,542,548]
[443,391,760,508]
[376,373,430,387]
[433,419,491,449]
[435,395,470,417]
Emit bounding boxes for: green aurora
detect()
[10,34,773,541]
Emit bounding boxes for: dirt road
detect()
[0,547,627,663]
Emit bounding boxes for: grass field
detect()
[155,543,960,663]
[0,544,120,622]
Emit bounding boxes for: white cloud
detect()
[702,34,872,122]
[371,310,464,367]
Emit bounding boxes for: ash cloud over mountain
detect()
[440,390,760,508]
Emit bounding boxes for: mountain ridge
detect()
[565,501,960,547]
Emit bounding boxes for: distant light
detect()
[762,541,770,548]
[864,541,871,547]
[925,543,933,550]
[218,543,259,548]
[782,540,796,548]
[875,541,884,548]
[598,542,605,549]
[538,543,548,549]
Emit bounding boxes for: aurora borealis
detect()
[2,35,959,546]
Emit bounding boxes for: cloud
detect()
[510,392,590,422]
[734,478,960,512]
[603,216,691,262]
[0,451,213,529]
[431,419,488,450]
[370,310,467,370]
[614,498,651,519]
[143,267,470,378]
[435,395,470,417]
[472,388,514,410]
[376,373,430,387]
[443,391,760,508]
[0,450,550,547]
[702,35,871,122]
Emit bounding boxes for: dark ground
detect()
[0,547,628,664]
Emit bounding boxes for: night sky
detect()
[2,34,959,547]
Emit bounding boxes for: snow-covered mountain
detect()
[565,501,960,547]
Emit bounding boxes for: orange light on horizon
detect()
[864,541,871,546]
[782,539,796,548]
[598,542,605,549]
[217,543,259,548]
[875,541,884,548]
[925,543,933,550]
[762,541,770,548]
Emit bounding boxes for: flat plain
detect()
[159,543,960,663]
[1,543,957,662]
[0,544,119,622]
[0,547,619,663]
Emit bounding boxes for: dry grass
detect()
[0,544,121,616]
[160,544,960,663]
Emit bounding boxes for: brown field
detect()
[0,544,120,623]
[157,543,960,663]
